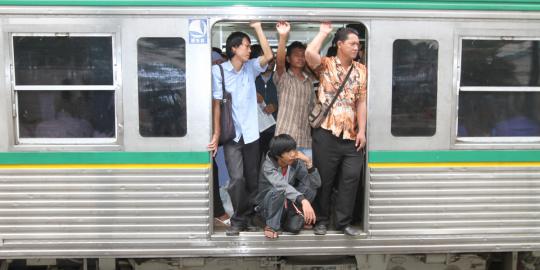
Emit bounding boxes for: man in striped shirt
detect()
[274,21,315,158]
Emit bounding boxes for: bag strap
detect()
[291,201,304,217]
[217,64,229,101]
[322,64,354,117]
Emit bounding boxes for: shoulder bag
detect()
[308,65,353,128]
[217,64,236,145]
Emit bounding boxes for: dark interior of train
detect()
[210,21,368,235]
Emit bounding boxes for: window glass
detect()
[458,92,540,137]
[461,40,540,87]
[13,36,113,85]
[137,37,187,137]
[391,39,438,136]
[18,91,115,138]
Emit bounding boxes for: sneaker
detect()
[247,215,264,232]
[342,225,359,236]
[314,224,327,235]
[226,225,243,236]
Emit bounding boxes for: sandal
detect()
[214,213,231,227]
[264,226,279,239]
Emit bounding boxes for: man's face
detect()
[278,150,298,166]
[232,38,251,63]
[338,33,360,61]
[287,47,306,69]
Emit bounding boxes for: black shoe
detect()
[226,225,243,236]
[314,224,327,235]
[247,215,264,232]
[342,225,359,236]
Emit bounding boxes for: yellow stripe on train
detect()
[369,162,540,168]
[0,164,211,169]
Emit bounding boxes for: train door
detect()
[121,17,212,239]
[209,20,369,235]
[366,19,454,235]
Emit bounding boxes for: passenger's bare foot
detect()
[264,226,279,239]
[215,214,230,227]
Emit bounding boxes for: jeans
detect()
[259,183,317,232]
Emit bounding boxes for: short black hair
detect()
[333,27,359,48]
[250,44,263,59]
[286,41,306,57]
[212,47,223,54]
[326,46,337,57]
[212,46,227,60]
[268,134,297,160]
[225,31,251,59]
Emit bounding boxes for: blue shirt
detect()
[212,57,267,144]
[491,116,540,136]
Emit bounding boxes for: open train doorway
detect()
[209,20,368,237]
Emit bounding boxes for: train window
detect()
[13,36,113,86]
[461,40,540,87]
[457,39,540,139]
[391,39,438,136]
[12,34,117,143]
[18,91,115,138]
[458,92,540,137]
[137,37,187,137]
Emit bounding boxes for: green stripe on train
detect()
[369,150,540,163]
[0,152,209,165]
[0,0,540,11]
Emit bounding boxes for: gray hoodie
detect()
[256,154,321,205]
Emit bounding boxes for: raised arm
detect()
[250,21,273,67]
[305,22,333,71]
[275,21,290,77]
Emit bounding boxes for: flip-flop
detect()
[214,217,230,227]
[264,226,279,239]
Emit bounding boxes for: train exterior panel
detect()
[0,0,539,262]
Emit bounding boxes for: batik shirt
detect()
[316,56,367,140]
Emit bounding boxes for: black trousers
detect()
[212,159,226,218]
[312,128,363,229]
[223,137,260,227]
[259,125,275,160]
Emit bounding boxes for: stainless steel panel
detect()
[0,168,210,241]
[369,166,540,236]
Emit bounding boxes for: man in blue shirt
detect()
[208,22,273,236]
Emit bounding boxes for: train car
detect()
[0,0,540,269]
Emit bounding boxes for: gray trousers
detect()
[223,137,260,227]
[259,183,316,232]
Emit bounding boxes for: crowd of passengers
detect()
[207,21,367,239]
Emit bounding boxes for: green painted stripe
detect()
[0,152,209,165]
[369,150,540,163]
[1,0,540,11]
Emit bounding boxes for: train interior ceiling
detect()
[211,21,366,62]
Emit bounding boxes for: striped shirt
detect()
[316,56,367,140]
[273,69,314,148]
